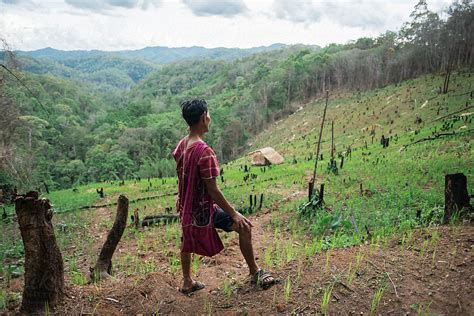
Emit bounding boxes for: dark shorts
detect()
[213,207,234,232]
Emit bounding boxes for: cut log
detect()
[15,191,64,313]
[444,173,470,224]
[90,195,128,282]
[142,214,179,226]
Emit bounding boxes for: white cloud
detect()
[63,0,161,12]
[0,0,454,51]
[182,0,247,17]
[273,0,320,23]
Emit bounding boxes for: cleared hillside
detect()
[1,70,472,314]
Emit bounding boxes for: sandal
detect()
[251,269,278,289]
[179,281,205,295]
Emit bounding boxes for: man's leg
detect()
[181,251,194,290]
[231,223,259,275]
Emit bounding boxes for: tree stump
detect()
[15,191,64,313]
[444,173,470,224]
[96,187,104,198]
[133,208,139,229]
[90,195,128,282]
[308,180,314,202]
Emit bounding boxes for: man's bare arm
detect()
[203,177,252,230]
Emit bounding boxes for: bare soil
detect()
[3,208,473,315]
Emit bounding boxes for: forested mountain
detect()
[17,43,289,63]
[12,55,158,89]
[10,44,293,89]
[0,0,472,194]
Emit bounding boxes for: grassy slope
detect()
[1,71,473,312]
[245,71,473,236]
[3,71,473,227]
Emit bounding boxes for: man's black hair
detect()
[180,99,208,126]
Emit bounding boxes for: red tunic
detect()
[173,137,224,256]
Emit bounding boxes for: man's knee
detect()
[238,224,252,238]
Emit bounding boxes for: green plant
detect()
[71,270,87,285]
[203,295,213,315]
[420,239,429,257]
[449,211,460,225]
[284,275,292,304]
[223,278,236,301]
[431,246,437,268]
[0,290,6,310]
[192,255,200,275]
[321,284,333,315]
[355,249,365,270]
[286,241,296,263]
[264,245,274,268]
[346,262,356,286]
[370,283,386,316]
[430,230,438,248]
[44,301,51,316]
[169,253,180,275]
[325,250,331,273]
[410,300,433,315]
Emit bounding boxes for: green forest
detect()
[0,0,472,195]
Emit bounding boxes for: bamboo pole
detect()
[310,90,329,199]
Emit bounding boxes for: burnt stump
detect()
[15,191,64,313]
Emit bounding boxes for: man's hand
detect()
[231,211,253,231]
[203,177,253,230]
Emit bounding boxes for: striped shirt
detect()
[173,137,219,225]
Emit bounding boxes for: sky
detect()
[0,0,453,51]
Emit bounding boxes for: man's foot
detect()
[251,269,278,289]
[179,280,205,295]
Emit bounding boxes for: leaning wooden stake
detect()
[444,173,470,224]
[90,195,129,282]
[15,191,64,313]
[331,120,334,160]
[310,90,329,201]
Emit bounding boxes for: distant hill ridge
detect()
[17,43,296,63]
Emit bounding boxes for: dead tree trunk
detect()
[442,67,451,94]
[90,195,128,282]
[310,90,329,200]
[15,191,64,313]
[444,173,470,224]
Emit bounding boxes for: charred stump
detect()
[318,184,325,204]
[15,191,64,313]
[133,208,140,229]
[90,195,128,282]
[308,179,314,202]
[444,173,470,224]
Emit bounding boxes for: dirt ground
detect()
[4,208,473,315]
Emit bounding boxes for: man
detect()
[173,99,276,294]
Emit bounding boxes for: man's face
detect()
[203,111,211,132]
